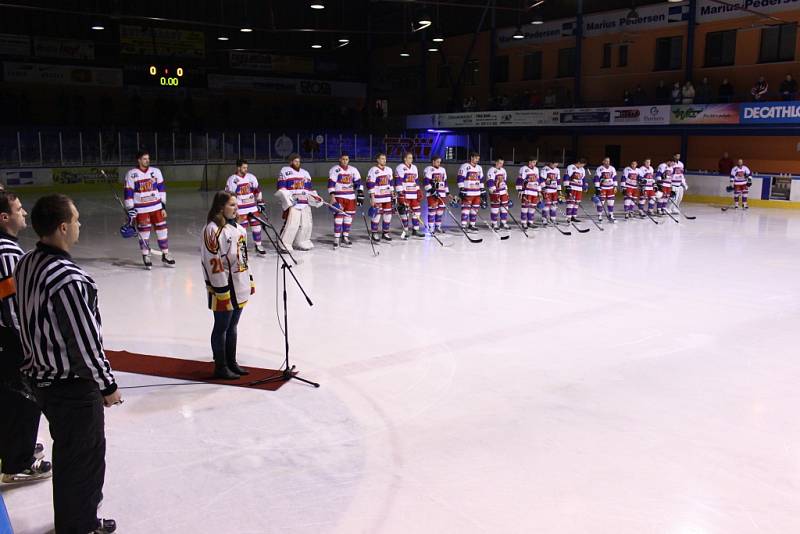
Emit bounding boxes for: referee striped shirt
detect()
[14,242,117,395]
[0,231,23,331]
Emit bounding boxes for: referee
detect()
[15,194,119,534]
[0,191,52,483]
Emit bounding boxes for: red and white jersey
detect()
[423,166,449,198]
[457,163,484,197]
[327,165,362,200]
[671,161,687,188]
[124,166,166,214]
[226,173,262,215]
[594,165,617,190]
[277,166,314,210]
[516,165,540,196]
[638,166,656,190]
[656,163,674,186]
[485,167,509,194]
[564,164,586,192]
[367,165,394,203]
[201,220,253,309]
[394,164,421,200]
[622,167,639,188]
[540,166,561,193]
[730,165,752,185]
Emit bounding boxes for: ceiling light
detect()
[91,25,104,31]
[427,45,439,52]
[625,8,639,22]
[529,0,546,7]
[217,36,229,41]
[417,9,432,27]
[432,33,444,43]
[512,26,525,39]
[310,1,325,9]
[311,44,323,49]
[240,27,253,32]
[338,37,350,43]
[400,48,411,57]
[531,17,544,25]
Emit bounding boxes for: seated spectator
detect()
[718,152,734,176]
[623,90,632,106]
[655,80,670,104]
[780,74,798,101]
[681,81,695,104]
[695,77,712,104]
[671,82,682,104]
[632,84,646,105]
[750,76,768,101]
[718,78,734,102]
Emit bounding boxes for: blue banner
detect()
[740,101,800,124]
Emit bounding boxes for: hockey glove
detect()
[507,199,514,208]
[356,189,365,206]
[746,177,753,187]
[396,202,408,215]
[670,191,677,199]
[458,189,467,201]
[726,185,734,193]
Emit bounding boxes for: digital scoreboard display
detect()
[149,65,184,87]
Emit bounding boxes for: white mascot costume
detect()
[276,158,321,251]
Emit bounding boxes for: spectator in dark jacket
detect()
[655,80,670,104]
[632,84,646,105]
[718,152,734,176]
[780,74,798,101]
[718,78,735,102]
[695,77,712,104]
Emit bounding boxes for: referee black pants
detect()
[0,327,41,475]
[35,379,105,534]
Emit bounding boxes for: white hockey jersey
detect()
[564,164,587,192]
[423,166,449,198]
[730,165,752,185]
[516,165,540,196]
[226,173,262,215]
[278,166,314,210]
[540,166,561,193]
[594,165,617,190]
[201,220,254,311]
[457,163,484,197]
[366,166,394,204]
[124,166,166,214]
[328,165,362,200]
[622,167,639,188]
[486,167,509,194]
[656,163,674,185]
[638,166,656,191]
[394,163,421,200]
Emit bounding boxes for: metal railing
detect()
[0,129,450,168]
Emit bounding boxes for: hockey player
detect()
[670,153,688,213]
[124,150,175,268]
[225,159,266,255]
[516,157,540,228]
[457,152,484,232]
[621,160,640,219]
[593,157,618,222]
[328,152,363,248]
[0,191,52,484]
[729,158,753,209]
[201,191,255,380]
[655,160,675,215]
[276,153,320,252]
[423,156,449,234]
[485,157,511,230]
[540,161,561,225]
[394,152,423,239]
[366,153,395,242]
[563,158,588,222]
[637,158,656,215]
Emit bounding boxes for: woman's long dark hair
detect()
[207,191,234,227]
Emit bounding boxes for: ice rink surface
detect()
[3,190,800,534]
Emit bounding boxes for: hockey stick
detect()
[476,211,510,240]
[249,211,300,265]
[669,198,696,220]
[577,202,604,231]
[444,206,483,243]
[504,209,530,238]
[410,211,450,247]
[538,203,571,235]
[661,202,680,224]
[360,207,380,257]
[559,203,590,233]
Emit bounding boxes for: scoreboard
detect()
[124,64,206,89]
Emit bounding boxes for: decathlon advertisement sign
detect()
[740,101,800,124]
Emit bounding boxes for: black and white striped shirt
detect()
[14,242,117,395]
[0,231,23,331]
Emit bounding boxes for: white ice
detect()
[3,190,800,534]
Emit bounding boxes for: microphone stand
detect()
[247,210,319,388]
